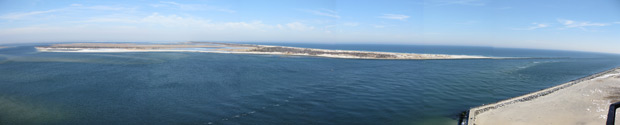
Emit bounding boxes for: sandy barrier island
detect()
[34,42,503,60]
[465,67,620,125]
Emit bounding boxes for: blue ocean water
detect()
[1,43,619,125]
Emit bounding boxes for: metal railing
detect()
[607,101,620,125]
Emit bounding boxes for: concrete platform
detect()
[467,67,620,125]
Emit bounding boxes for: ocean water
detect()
[1,43,620,125]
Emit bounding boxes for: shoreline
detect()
[466,67,620,125]
[34,42,501,60]
[35,47,493,60]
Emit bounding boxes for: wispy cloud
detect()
[302,9,340,18]
[285,22,315,31]
[378,14,409,21]
[96,13,274,30]
[426,0,486,7]
[84,5,133,11]
[343,22,360,27]
[557,19,609,31]
[0,4,136,20]
[70,4,136,11]
[80,17,140,23]
[0,9,61,20]
[155,1,235,13]
[512,23,550,30]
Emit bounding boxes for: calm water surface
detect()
[1,43,619,124]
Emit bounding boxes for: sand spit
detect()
[35,42,497,60]
[44,43,224,49]
[467,67,620,125]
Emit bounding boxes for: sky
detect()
[0,0,619,53]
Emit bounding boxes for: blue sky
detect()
[1,0,619,53]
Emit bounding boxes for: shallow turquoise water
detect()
[1,43,619,124]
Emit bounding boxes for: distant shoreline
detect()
[35,42,504,60]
